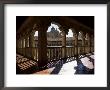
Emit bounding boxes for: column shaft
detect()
[88,35,90,53]
[29,31,35,59]
[38,28,47,68]
[74,34,78,55]
[22,38,25,56]
[74,33,78,60]
[25,36,29,57]
[62,31,66,58]
[82,36,85,55]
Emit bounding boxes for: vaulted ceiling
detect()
[16,16,94,32]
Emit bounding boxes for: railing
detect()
[17,47,38,61]
[17,46,94,62]
[47,46,62,62]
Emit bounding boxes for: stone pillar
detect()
[29,30,35,59]
[16,40,18,49]
[87,34,91,53]
[20,39,22,54]
[72,32,75,56]
[25,36,28,47]
[16,40,19,52]
[62,30,66,58]
[91,35,94,52]
[16,40,19,53]
[82,33,85,55]
[74,32,78,59]
[22,38,25,56]
[38,27,47,68]
[89,34,91,53]
[25,36,29,57]
[93,36,94,52]
[73,37,75,56]
[22,38,24,48]
[17,39,19,48]
[20,38,22,48]
[18,38,21,54]
[74,33,78,55]
[18,39,21,53]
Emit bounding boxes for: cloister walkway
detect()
[16,52,94,74]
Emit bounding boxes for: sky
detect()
[34,23,73,37]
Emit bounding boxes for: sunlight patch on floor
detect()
[58,61,77,75]
[90,55,94,59]
[81,57,94,69]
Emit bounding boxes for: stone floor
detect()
[16,53,94,74]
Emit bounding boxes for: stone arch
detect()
[46,22,63,62]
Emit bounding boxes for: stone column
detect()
[62,30,66,58]
[73,36,75,56]
[29,30,35,59]
[38,27,47,68]
[87,34,91,53]
[16,40,18,49]
[89,34,91,53]
[18,39,21,53]
[74,33,78,55]
[82,33,85,55]
[20,39,22,48]
[20,38,22,55]
[93,36,94,52]
[25,36,29,57]
[91,35,94,52]
[22,38,24,48]
[74,32,78,59]
[18,38,21,54]
[25,36,28,47]
[16,40,18,52]
[72,31,75,56]
[22,38,25,56]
